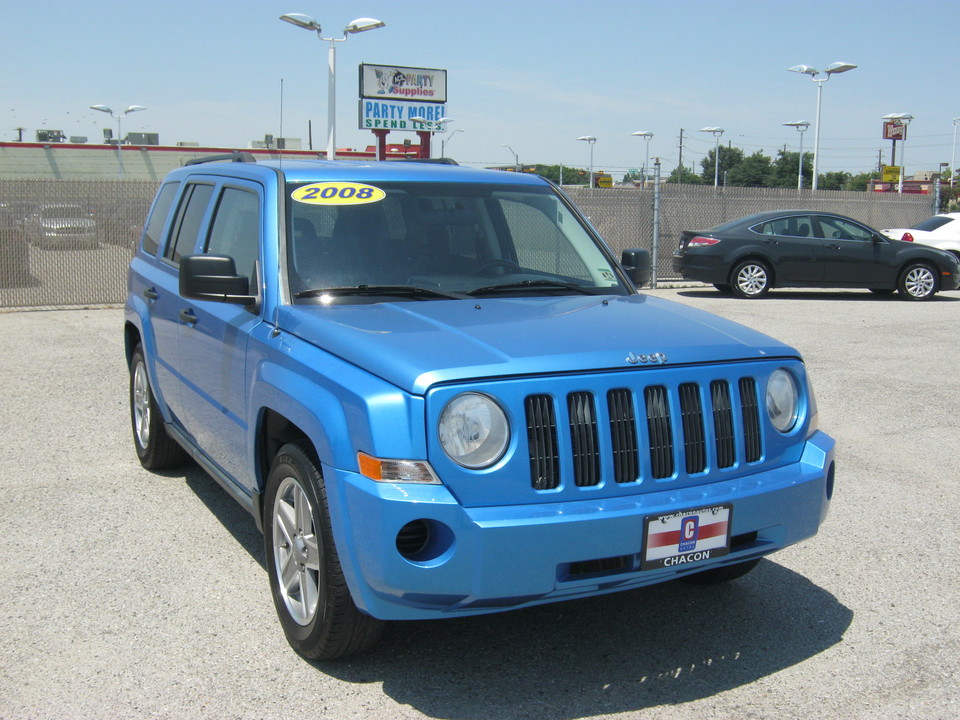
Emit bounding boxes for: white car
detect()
[882,213,960,261]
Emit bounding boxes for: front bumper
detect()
[325,430,835,621]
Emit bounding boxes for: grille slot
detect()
[568,392,600,487]
[607,389,639,483]
[525,394,559,490]
[644,385,674,479]
[679,383,706,474]
[711,380,736,468]
[740,378,762,462]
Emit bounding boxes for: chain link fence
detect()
[0,177,934,308]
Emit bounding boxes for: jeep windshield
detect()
[285,181,631,304]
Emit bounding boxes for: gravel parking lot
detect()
[1,287,957,720]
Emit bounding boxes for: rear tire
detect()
[264,443,384,660]
[129,344,187,470]
[730,260,771,298]
[898,262,938,300]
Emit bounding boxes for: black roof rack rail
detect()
[184,152,257,166]
[390,157,459,165]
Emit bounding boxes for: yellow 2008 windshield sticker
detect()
[291,182,385,205]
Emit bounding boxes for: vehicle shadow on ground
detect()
[183,466,267,570]
[320,562,851,718]
[180,455,852,719]
[676,288,960,302]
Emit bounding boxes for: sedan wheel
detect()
[731,260,771,298]
[898,263,938,301]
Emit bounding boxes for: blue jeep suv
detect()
[125,155,836,659]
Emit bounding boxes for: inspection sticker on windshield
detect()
[641,503,732,570]
[291,182,385,205]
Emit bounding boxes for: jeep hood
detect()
[278,294,798,394]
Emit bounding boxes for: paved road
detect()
[1,288,958,720]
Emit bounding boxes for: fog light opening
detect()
[395,519,455,564]
[826,462,836,501]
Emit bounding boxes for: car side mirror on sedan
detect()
[180,254,257,305]
[620,248,651,287]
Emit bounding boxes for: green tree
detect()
[533,164,588,185]
[844,172,874,191]
[771,150,813,189]
[818,171,851,190]
[726,151,772,187]
[700,145,744,184]
[666,166,703,184]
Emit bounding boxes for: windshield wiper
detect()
[468,280,598,297]
[294,285,469,300]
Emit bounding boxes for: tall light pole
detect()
[788,61,857,191]
[883,113,913,193]
[280,13,385,161]
[90,104,147,177]
[576,136,597,190]
[699,127,724,187]
[410,116,452,158]
[630,130,653,187]
[502,144,519,171]
[782,121,811,190]
[441,128,464,157]
[951,117,959,188]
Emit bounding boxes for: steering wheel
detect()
[470,259,522,276]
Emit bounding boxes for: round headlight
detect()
[438,393,509,469]
[766,369,799,433]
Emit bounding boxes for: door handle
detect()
[143,287,158,300]
[761,238,779,245]
[179,308,197,326]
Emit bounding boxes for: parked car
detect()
[672,210,960,300]
[24,203,98,249]
[881,212,960,261]
[126,156,836,660]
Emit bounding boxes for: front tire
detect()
[898,262,938,300]
[129,344,187,470]
[730,260,771,298]
[264,443,384,660]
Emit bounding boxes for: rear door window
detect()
[164,183,215,265]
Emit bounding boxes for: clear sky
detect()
[4,0,958,179]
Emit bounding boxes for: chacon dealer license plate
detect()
[641,503,733,571]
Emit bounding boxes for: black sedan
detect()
[672,210,960,300]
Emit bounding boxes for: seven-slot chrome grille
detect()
[525,376,763,490]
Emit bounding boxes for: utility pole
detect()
[677,129,684,175]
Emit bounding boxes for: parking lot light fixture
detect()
[699,127,724,187]
[89,104,147,177]
[782,121,811,190]
[441,128,464,157]
[788,61,857,190]
[631,131,654,186]
[502,145,519,171]
[883,113,914,193]
[576,136,597,189]
[280,12,385,161]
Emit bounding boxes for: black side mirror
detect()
[620,248,651,287]
[180,254,257,305]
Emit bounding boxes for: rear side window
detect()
[165,183,214,264]
[913,216,953,232]
[751,216,815,238]
[142,182,180,255]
